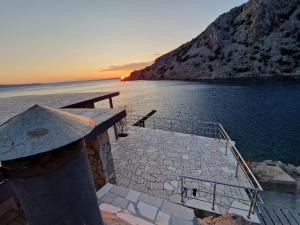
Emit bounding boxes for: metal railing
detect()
[126,115,221,138]
[179,175,262,219]
[125,115,262,190]
[123,115,264,217]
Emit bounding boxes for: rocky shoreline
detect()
[249,160,300,193]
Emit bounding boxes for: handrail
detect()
[180,175,262,219]
[179,175,261,191]
[218,123,263,191]
[127,114,220,125]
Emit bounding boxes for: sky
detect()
[0,0,247,84]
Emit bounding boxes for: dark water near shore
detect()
[1,79,299,165]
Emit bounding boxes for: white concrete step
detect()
[97,183,197,225]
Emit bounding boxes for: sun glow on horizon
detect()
[0,1,247,85]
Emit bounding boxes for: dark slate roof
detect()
[0,105,96,160]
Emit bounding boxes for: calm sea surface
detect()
[1,79,299,165]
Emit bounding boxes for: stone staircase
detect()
[97,183,199,225]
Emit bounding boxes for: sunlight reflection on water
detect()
[1,79,300,165]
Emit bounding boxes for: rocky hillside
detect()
[128,0,300,80]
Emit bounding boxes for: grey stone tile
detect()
[170,216,194,225]
[137,201,158,221]
[127,202,136,214]
[126,190,141,203]
[155,211,171,225]
[96,183,113,200]
[161,200,194,221]
[110,185,130,197]
[111,196,129,209]
[101,191,116,203]
[140,193,163,208]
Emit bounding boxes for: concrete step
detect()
[97,183,198,225]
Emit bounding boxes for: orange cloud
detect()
[99,61,153,72]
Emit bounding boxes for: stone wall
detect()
[85,131,116,190]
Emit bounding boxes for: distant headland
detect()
[127,0,300,81]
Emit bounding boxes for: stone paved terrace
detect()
[97,183,197,225]
[109,126,259,222]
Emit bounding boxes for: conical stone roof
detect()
[0,105,96,161]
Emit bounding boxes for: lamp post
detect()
[0,105,104,225]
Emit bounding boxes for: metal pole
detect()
[235,161,239,178]
[225,139,228,156]
[218,125,221,142]
[212,183,216,211]
[214,124,217,139]
[171,119,173,132]
[252,191,258,214]
[180,177,184,204]
[247,190,258,219]
[109,97,119,140]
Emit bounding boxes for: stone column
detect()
[85,131,116,190]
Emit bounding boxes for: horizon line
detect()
[0,77,120,87]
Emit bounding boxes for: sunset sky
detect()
[0,0,246,84]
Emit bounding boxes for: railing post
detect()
[218,124,221,142]
[252,191,258,214]
[109,97,119,140]
[247,190,258,219]
[225,139,228,156]
[180,177,184,204]
[214,124,217,139]
[235,161,239,178]
[212,183,216,211]
[170,119,173,132]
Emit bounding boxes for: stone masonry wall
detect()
[85,131,116,190]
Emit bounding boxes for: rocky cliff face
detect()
[129,0,300,80]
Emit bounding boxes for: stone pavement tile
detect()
[127,202,136,214]
[151,182,163,190]
[110,185,130,197]
[112,196,129,209]
[155,211,171,225]
[170,181,178,188]
[182,155,189,160]
[161,200,194,221]
[164,182,174,191]
[101,191,116,204]
[96,183,113,199]
[134,183,147,192]
[140,193,163,208]
[126,190,141,203]
[170,216,194,225]
[137,201,158,221]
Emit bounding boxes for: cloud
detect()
[100,61,153,72]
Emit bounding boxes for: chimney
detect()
[0,105,104,225]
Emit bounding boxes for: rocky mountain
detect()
[128,0,300,80]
